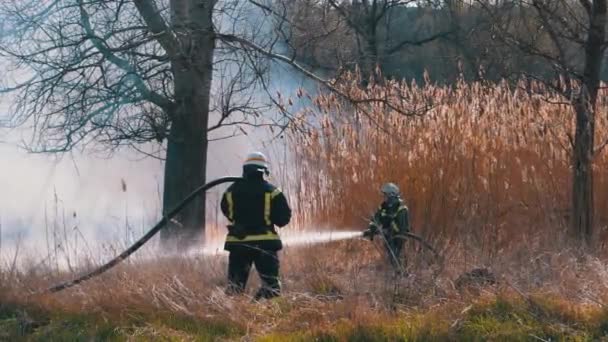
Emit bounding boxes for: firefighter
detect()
[363,183,410,272]
[220,152,292,300]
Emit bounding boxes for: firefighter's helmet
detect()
[381,182,400,198]
[243,151,269,174]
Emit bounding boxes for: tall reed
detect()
[289,74,608,261]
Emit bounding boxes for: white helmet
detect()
[243,151,269,171]
[381,182,400,197]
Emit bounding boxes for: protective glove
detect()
[362,229,375,241]
[227,224,247,240]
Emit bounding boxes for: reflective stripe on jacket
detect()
[369,199,410,235]
[225,231,280,242]
[221,178,291,251]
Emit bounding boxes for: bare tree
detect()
[0,0,287,247]
[475,0,607,246]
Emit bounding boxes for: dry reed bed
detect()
[289,76,608,262]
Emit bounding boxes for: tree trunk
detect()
[161,0,216,248]
[572,92,595,247]
[363,3,380,85]
[363,34,379,83]
[570,0,606,247]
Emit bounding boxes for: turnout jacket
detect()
[369,199,410,238]
[221,178,291,251]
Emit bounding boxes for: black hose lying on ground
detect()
[398,232,442,261]
[369,231,443,270]
[365,217,443,263]
[47,177,242,293]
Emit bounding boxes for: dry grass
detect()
[2,238,608,340]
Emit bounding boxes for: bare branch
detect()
[132,0,179,57]
[78,0,173,110]
[580,0,592,15]
[387,30,456,55]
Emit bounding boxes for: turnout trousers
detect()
[226,246,281,299]
[383,235,405,270]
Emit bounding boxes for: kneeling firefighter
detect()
[363,183,410,271]
[220,152,292,299]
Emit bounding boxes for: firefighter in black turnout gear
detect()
[363,183,410,272]
[220,152,292,299]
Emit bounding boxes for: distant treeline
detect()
[278,1,608,84]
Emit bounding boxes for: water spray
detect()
[283,230,364,246]
[196,230,364,256]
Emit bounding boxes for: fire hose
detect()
[47,177,242,293]
[362,218,444,273]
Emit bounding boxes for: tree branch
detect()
[327,0,367,37]
[531,1,571,72]
[387,29,455,55]
[132,0,179,58]
[580,0,592,15]
[216,32,432,117]
[78,0,173,110]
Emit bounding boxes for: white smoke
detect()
[0,1,319,267]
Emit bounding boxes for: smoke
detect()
[0,1,319,264]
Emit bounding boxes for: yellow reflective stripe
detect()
[391,221,399,232]
[226,192,234,222]
[388,206,407,218]
[226,231,280,242]
[270,188,282,199]
[264,192,272,226]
